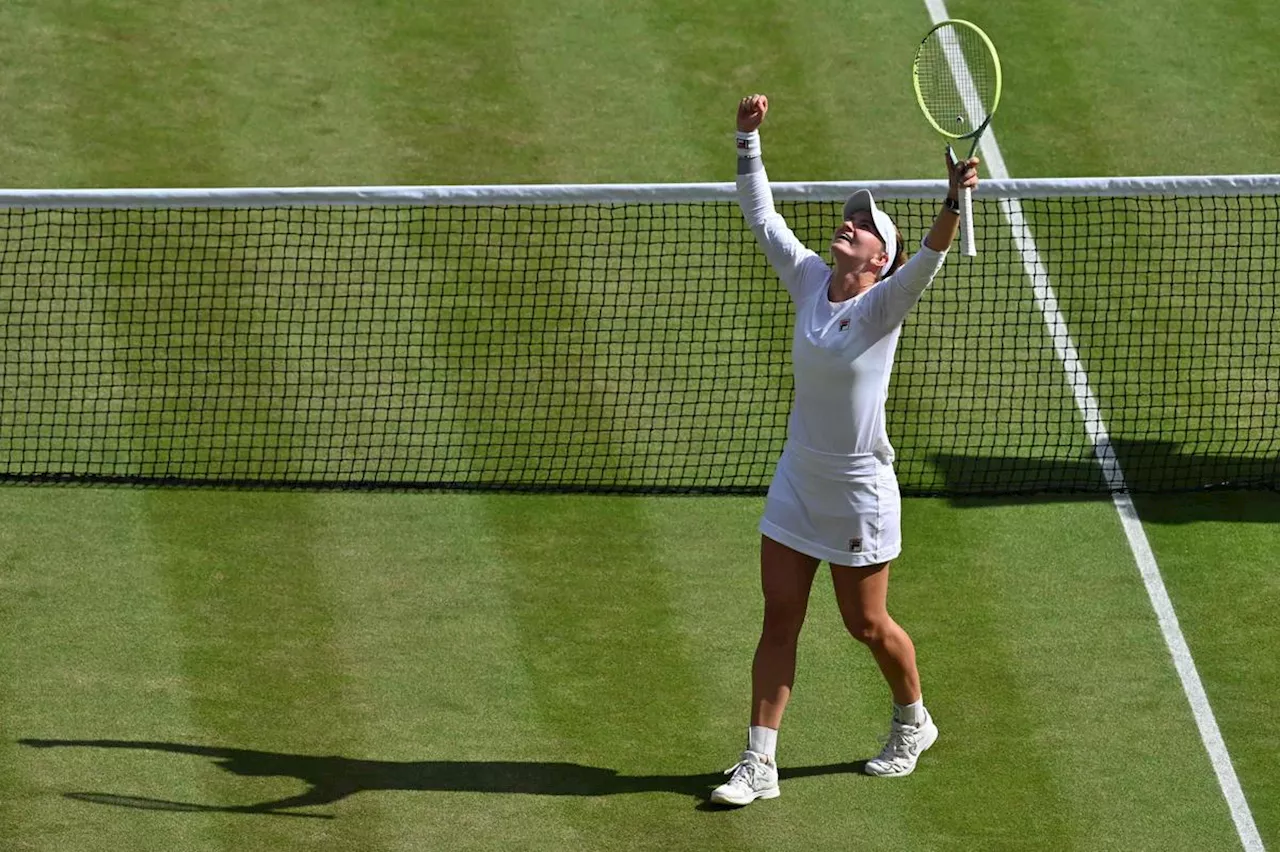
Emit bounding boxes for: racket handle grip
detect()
[961,185,976,257]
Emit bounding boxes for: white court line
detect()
[921,2,1264,849]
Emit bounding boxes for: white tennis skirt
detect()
[758,442,902,567]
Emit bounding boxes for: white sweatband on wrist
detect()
[735,130,761,158]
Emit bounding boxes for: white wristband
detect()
[735,130,761,158]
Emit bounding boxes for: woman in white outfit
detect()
[711,93,979,807]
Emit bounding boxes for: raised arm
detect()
[735,94,821,299]
[857,154,982,331]
[924,152,981,252]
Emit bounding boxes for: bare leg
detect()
[830,561,921,705]
[751,536,820,728]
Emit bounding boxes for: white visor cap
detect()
[842,190,898,279]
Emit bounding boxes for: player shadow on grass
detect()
[18,739,868,817]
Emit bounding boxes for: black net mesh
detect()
[1,193,1275,493]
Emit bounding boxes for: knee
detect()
[843,615,890,648]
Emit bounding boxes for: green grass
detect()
[4,0,1278,188]
[946,0,1280,176]
[0,490,1255,850]
[1134,491,1280,844]
[1,0,1277,850]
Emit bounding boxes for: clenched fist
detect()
[737,94,769,133]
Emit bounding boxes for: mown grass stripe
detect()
[897,497,1245,849]
[1134,492,1280,848]
[944,0,1280,177]
[737,0,941,182]
[499,0,713,183]
[145,491,393,849]
[484,493,764,850]
[356,0,548,185]
[0,490,211,852]
[0,3,76,187]
[305,492,583,847]
[37,1,235,188]
[174,1,411,187]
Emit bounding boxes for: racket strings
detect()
[917,25,998,134]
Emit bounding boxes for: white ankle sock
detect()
[748,725,777,759]
[894,699,926,726]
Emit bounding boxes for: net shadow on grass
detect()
[929,437,1278,518]
[19,738,870,816]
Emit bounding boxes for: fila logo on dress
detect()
[838,319,850,331]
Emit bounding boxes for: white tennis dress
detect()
[738,151,948,566]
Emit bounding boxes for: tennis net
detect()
[1,176,1276,494]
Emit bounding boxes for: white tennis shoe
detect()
[710,750,780,806]
[864,712,938,777]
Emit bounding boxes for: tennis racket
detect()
[912,19,1002,256]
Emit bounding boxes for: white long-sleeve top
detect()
[738,156,948,463]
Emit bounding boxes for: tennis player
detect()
[711,93,980,807]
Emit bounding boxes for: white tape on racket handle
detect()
[961,185,976,257]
